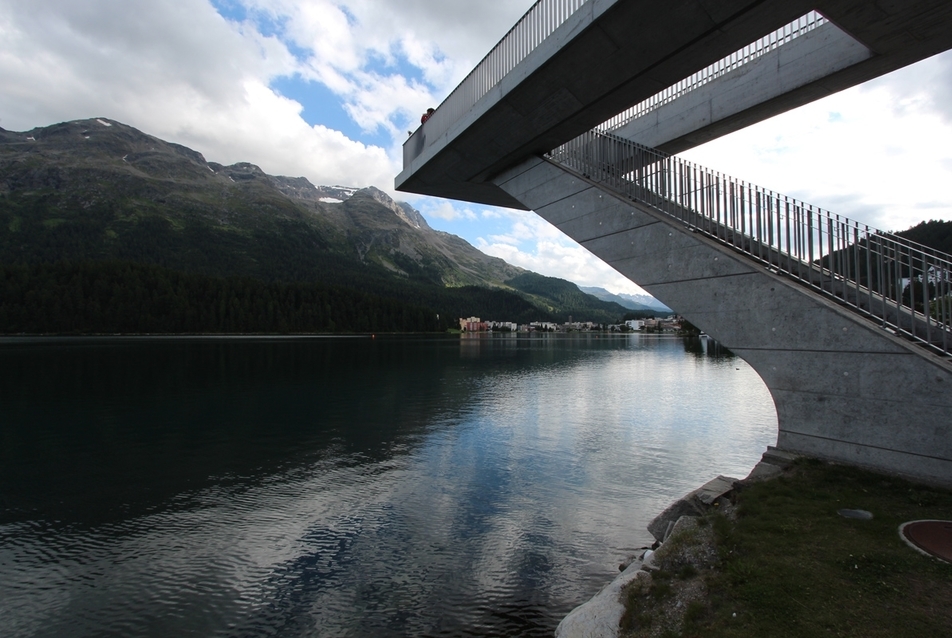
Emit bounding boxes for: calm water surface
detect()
[0,334,777,637]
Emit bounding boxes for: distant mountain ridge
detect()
[579,286,671,313]
[0,117,642,330]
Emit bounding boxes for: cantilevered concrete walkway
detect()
[396,0,952,485]
[397,0,952,208]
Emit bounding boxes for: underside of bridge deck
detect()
[396,0,952,209]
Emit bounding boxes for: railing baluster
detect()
[877,236,887,327]
[824,213,830,284]
[863,228,873,322]
[922,251,931,345]
[852,224,862,308]
[784,198,792,275]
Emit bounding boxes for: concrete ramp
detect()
[493,155,952,485]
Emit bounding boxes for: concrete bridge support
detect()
[494,157,952,485]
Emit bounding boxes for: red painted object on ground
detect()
[900,520,952,563]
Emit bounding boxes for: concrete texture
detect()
[494,157,952,486]
[395,0,952,485]
[611,21,873,153]
[396,0,952,208]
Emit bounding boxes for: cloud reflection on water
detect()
[0,334,776,637]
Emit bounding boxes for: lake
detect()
[0,333,776,637]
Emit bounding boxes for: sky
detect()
[2,0,951,297]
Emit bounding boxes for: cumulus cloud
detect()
[410,200,650,294]
[0,0,402,187]
[227,0,534,136]
[3,0,949,293]
[0,0,290,124]
[472,208,650,296]
[486,234,521,246]
[0,0,541,193]
[478,235,648,296]
[418,200,477,222]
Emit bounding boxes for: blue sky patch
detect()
[211,0,289,41]
[212,0,393,148]
[364,50,428,88]
[270,76,388,147]
[212,1,308,58]
[210,0,244,23]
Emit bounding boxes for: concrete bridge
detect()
[395,0,952,485]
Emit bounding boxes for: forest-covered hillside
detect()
[0,118,633,332]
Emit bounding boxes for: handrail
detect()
[547,131,952,358]
[404,7,828,169]
[599,11,827,133]
[403,0,588,168]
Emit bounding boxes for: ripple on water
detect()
[0,335,776,637]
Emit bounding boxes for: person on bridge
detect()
[421,108,434,124]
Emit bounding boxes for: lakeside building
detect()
[459,316,487,332]
[565,321,597,331]
[460,317,683,333]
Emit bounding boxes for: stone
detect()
[837,509,873,520]
[762,446,798,467]
[647,475,738,541]
[554,560,648,638]
[742,461,785,482]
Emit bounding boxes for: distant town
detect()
[458,315,686,333]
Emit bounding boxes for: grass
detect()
[622,459,952,637]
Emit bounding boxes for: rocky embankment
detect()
[554,447,797,638]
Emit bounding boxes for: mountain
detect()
[0,119,519,286]
[0,118,630,331]
[579,286,671,313]
[893,219,952,255]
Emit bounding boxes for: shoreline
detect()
[554,447,797,638]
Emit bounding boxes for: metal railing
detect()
[547,131,952,357]
[404,0,588,167]
[598,11,827,133]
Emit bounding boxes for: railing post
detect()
[784,198,793,276]
[807,208,816,285]
[922,251,931,345]
[878,236,888,327]
[904,244,914,336]
[852,223,861,310]
[826,216,835,291]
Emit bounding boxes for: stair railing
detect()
[547,130,952,358]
